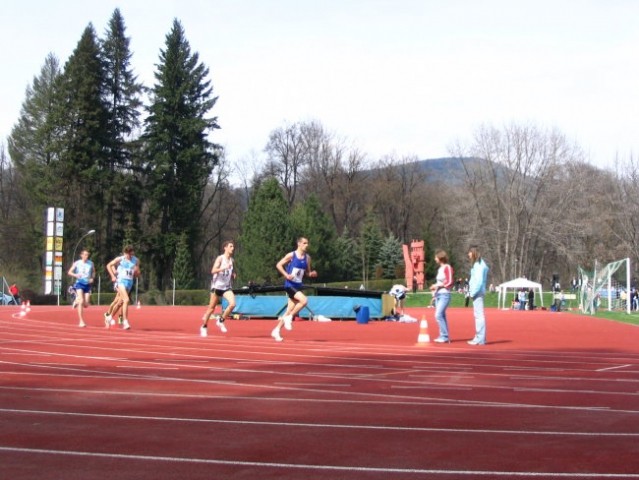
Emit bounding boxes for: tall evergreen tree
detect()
[359,211,384,283]
[6,54,63,275]
[9,54,62,206]
[237,178,292,284]
[143,19,220,289]
[334,227,359,282]
[378,233,404,279]
[50,24,110,252]
[101,8,144,260]
[172,232,195,289]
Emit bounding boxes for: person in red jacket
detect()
[9,284,20,305]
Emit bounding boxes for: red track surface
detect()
[1,304,639,479]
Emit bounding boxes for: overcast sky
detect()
[1,0,638,173]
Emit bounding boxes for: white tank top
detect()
[211,255,233,290]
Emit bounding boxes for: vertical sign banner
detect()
[54,208,64,295]
[44,207,64,295]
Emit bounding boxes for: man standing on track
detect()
[272,237,317,342]
[200,240,236,337]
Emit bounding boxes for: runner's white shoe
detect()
[283,314,293,331]
[122,319,131,330]
[200,325,208,337]
[271,329,283,342]
[216,317,228,333]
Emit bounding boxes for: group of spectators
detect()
[512,288,535,310]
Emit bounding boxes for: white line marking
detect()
[273,383,351,387]
[0,446,637,477]
[598,364,632,372]
[115,366,179,370]
[3,408,638,437]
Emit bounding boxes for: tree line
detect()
[1,9,638,294]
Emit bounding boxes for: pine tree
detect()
[334,227,359,281]
[359,211,384,283]
[143,19,221,289]
[101,8,144,260]
[378,233,404,279]
[237,178,292,284]
[8,53,62,205]
[172,232,195,289]
[50,24,110,244]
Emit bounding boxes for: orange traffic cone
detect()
[416,317,430,344]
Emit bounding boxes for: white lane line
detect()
[392,385,473,391]
[597,364,632,372]
[115,366,179,370]
[3,408,639,437]
[0,446,637,478]
[273,383,351,387]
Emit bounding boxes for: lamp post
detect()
[71,229,96,264]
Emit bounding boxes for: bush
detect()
[164,289,209,306]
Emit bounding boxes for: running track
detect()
[1,305,638,479]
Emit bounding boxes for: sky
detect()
[1,0,638,174]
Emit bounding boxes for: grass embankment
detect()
[405,291,639,326]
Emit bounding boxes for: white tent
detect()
[497,277,544,310]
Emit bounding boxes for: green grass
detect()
[577,310,639,326]
[404,291,639,326]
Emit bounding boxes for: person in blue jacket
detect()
[467,245,489,345]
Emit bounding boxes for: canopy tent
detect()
[497,277,544,310]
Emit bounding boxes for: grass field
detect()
[405,291,639,327]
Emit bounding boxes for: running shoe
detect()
[282,314,293,331]
[79,321,86,328]
[122,319,131,330]
[271,328,283,342]
[216,316,228,333]
[200,325,208,337]
[104,312,112,328]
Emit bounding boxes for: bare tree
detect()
[197,151,243,282]
[449,123,586,284]
[606,153,639,266]
[300,121,368,235]
[264,121,311,208]
[371,154,427,242]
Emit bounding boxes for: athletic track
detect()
[1,304,638,479]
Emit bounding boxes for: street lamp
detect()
[71,229,96,264]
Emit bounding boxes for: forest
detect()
[2,8,639,297]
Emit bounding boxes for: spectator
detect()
[528,288,535,310]
[9,284,20,305]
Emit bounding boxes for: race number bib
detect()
[290,267,304,283]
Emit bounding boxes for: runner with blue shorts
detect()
[106,245,140,330]
[67,249,95,328]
